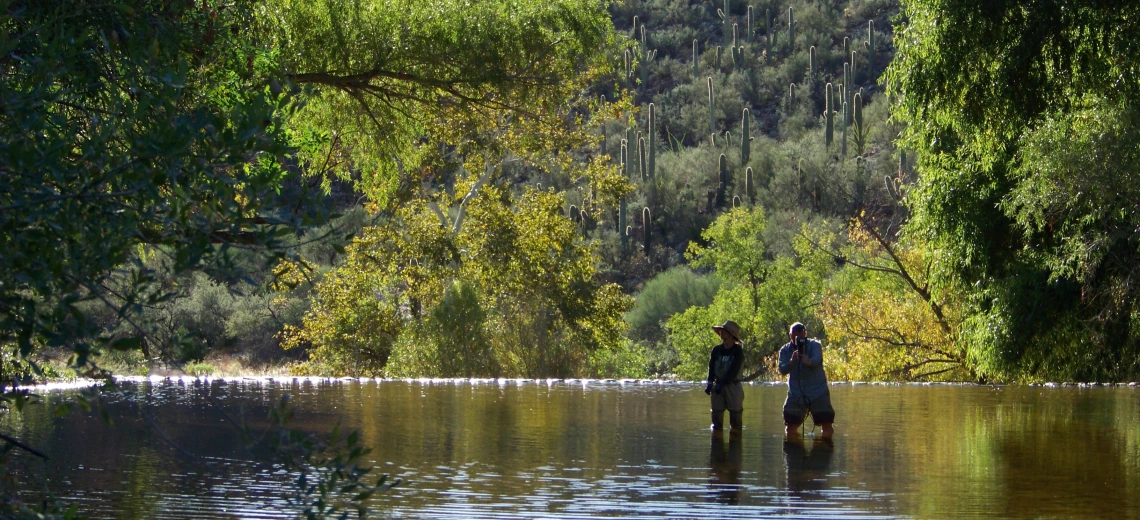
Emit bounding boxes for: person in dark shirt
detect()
[705,320,745,431]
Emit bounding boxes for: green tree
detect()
[668,207,821,380]
[287,188,635,378]
[626,267,721,348]
[886,0,1140,381]
[818,220,969,381]
[1,0,620,375]
[1,0,303,375]
[686,206,771,313]
[265,0,619,204]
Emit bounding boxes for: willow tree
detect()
[1,0,301,376]
[0,0,621,380]
[263,0,623,204]
[887,0,1140,381]
[283,187,635,378]
[268,0,635,377]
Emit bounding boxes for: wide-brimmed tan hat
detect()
[712,320,742,341]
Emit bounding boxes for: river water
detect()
[3,378,1138,519]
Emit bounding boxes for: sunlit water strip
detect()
[10,377,1139,519]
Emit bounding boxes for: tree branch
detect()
[0,431,48,460]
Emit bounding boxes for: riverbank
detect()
[21,348,1140,388]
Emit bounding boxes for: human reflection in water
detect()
[783,436,834,496]
[707,429,743,504]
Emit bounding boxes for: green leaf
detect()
[109,336,144,351]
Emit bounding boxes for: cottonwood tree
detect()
[887,0,1140,381]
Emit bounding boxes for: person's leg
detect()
[783,393,804,436]
[811,392,836,438]
[711,390,729,430]
[711,409,725,430]
[729,410,742,431]
[726,382,744,431]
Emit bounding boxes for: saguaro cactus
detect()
[642,207,652,252]
[852,92,865,156]
[809,45,816,76]
[620,139,628,176]
[866,20,876,74]
[885,175,901,201]
[787,7,795,51]
[619,141,629,248]
[842,100,849,157]
[746,5,754,43]
[647,103,656,180]
[843,62,851,114]
[692,39,699,79]
[825,82,834,149]
[718,154,729,207]
[765,8,774,56]
[740,108,751,164]
[638,137,647,181]
[731,24,745,70]
[745,166,755,205]
[718,0,732,48]
[640,48,656,93]
[625,115,634,163]
[715,45,722,70]
[708,77,716,135]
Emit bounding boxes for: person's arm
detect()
[778,345,792,375]
[803,340,823,368]
[707,347,718,384]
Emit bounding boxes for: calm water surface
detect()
[4,379,1139,519]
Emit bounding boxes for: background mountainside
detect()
[587,0,908,376]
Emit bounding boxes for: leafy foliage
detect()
[286,188,633,378]
[626,267,720,347]
[266,0,620,204]
[886,0,1140,381]
[819,223,969,381]
[0,0,308,374]
[667,207,823,379]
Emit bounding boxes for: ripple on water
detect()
[9,379,1140,519]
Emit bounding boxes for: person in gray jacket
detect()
[778,322,835,437]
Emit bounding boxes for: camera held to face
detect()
[795,336,808,353]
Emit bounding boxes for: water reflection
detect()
[783,436,834,495]
[2,379,1138,519]
[707,430,742,504]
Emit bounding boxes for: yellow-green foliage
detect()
[667,207,821,380]
[286,187,634,378]
[184,362,216,377]
[264,0,619,205]
[819,223,969,381]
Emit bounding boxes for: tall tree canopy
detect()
[0,0,618,376]
[264,0,620,203]
[1,0,297,367]
[887,0,1140,381]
